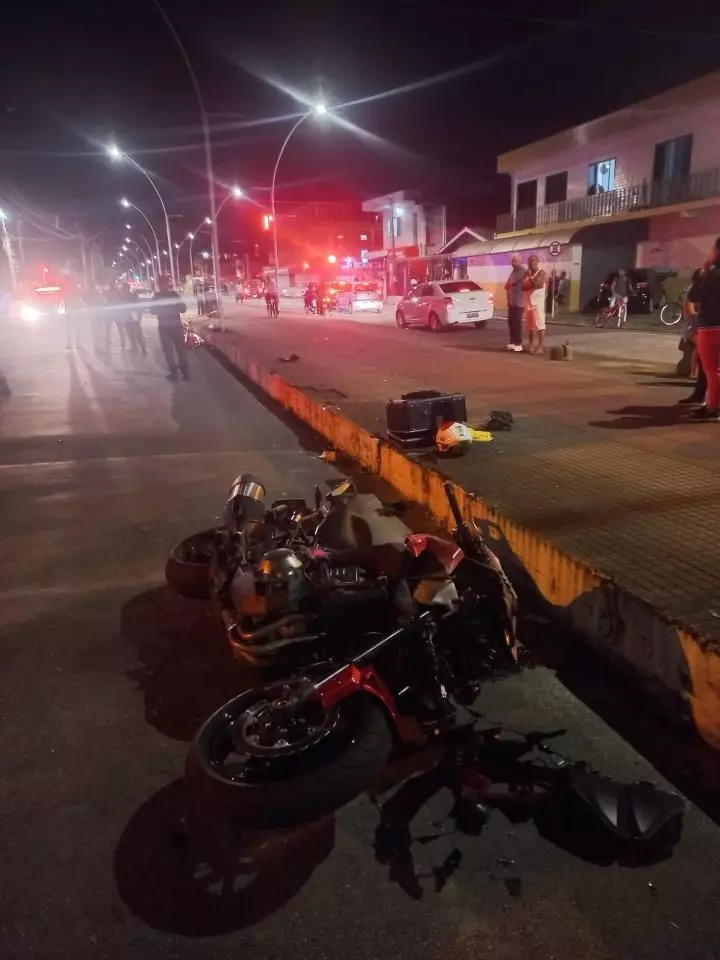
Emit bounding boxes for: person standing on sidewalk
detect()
[687,248,720,421]
[150,274,189,381]
[678,268,706,406]
[503,254,525,352]
[523,255,548,354]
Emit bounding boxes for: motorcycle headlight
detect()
[20,303,41,322]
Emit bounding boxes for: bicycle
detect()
[594,296,628,328]
[659,299,685,327]
[265,294,279,318]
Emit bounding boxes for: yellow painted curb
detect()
[207,332,720,752]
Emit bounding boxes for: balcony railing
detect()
[496,166,720,234]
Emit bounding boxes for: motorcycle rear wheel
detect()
[165,529,215,600]
[187,685,392,828]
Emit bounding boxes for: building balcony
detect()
[496,167,720,236]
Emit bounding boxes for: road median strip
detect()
[204,327,720,753]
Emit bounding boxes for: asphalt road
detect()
[1,312,719,960]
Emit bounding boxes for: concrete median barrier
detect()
[204,328,720,753]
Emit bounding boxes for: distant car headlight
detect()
[20,304,41,322]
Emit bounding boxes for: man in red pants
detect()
[688,243,720,422]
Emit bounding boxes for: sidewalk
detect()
[203,306,720,747]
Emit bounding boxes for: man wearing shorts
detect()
[523,254,548,354]
[609,268,634,311]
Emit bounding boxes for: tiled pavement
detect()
[214,307,720,641]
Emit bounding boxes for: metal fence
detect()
[496,167,720,234]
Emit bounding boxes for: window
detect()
[516,179,537,211]
[439,281,481,294]
[360,233,368,241]
[587,158,616,193]
[386,215,400,238]
[653,134,692,182]
[545,171,568,205]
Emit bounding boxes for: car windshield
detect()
[438,281,481,294]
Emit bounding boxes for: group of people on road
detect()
[66,274,190,381]
[504,253,549,353]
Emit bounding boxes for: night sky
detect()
[0,0,718,257]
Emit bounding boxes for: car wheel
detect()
[396,310,407,329]
[473,320,488,329]
[429,312,443,332]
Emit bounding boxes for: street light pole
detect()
[153,0,223,320]
[120,199,162,274]
[270,105,326,296]
[125,237,154,285]
[109,146,176,287]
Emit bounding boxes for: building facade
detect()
[361,191,447,294]
[488,71,720,310]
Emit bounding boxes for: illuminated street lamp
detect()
[107,144,176,285]
[119,198,162,270]
[270,103,328,293]
[125,236,155,285]
[327,254,337,264]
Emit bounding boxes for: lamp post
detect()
[108,145,176,286]
[270,104,327,295]
[0,209,17,295]
[120,199,162,275]
[125,236,155,285]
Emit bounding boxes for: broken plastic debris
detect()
[278,353,300,362]
[319,450,337,461]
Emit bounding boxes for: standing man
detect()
[523,254,548,354]
[116,282,146,354]
[504,253,525,352]
[150,274,189,381]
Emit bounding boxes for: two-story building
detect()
[443,71,720,311]
[361,191,447,294]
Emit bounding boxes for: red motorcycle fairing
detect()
[404,534,464,574]
[315,664,424,744]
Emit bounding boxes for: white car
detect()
[395,280,494,332]
[336,282,384,314]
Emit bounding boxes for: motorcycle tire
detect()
[164,529,215,600]
[186,690,392,828]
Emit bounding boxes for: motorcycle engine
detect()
[230,547,308,617]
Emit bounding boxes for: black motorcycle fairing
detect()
[566,767,685,842]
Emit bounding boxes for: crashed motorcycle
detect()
[185,482,686,849]
[167,474,437,666]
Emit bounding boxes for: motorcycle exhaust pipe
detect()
[219,606,321,662]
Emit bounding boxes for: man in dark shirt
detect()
[504,254,525,351]
[688,246,720,420]
[150,275,189,381]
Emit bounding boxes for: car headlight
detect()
[20,304,41,322]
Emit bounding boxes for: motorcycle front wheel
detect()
[187,682,392,827]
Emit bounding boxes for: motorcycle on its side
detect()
[186,481,525,826]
